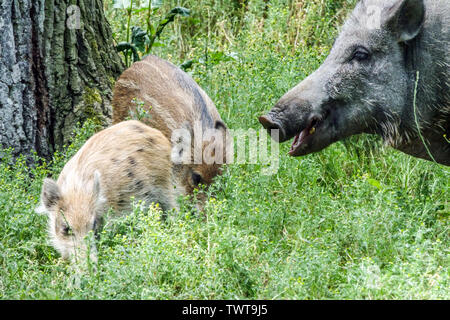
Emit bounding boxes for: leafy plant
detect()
[113,0,190,66]
[126,98,152,121]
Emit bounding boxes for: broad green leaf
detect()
[116,42,140,63]
[168,7,190,17]
[148,23,156,36]
[151,42,166,48]
[133,7,149,13]
[180,60,194,71]
[131,26,150,52]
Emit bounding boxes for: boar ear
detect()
[383,0,425,42]
[41,178,61,210]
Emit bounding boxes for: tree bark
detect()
[0,0,123,163]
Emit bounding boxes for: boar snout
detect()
[259,100,310,143]
[258,115,286,142]
[260,85,337,157]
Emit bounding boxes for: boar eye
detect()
[351,47,370,62]
[192,172,203,186]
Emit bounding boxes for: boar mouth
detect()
[289,114,326,156]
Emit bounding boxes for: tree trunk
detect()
[0,0,123,163]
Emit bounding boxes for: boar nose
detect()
[259,115,285,141]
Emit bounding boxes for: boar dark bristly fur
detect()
[259,0,449,165]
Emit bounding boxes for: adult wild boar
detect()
[113,55,228,198]
[36,120,175,263]
[259,0,449,165]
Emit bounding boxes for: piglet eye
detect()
[62,225,73,236]
[192,172,202,186]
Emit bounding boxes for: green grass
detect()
[0,0,449,299]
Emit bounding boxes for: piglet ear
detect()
[40,178,61,211]
[215,120,227,132]
[214,120,233,164]
[35,203,47,215]
[93,170,102,199]
[382,0,425,42]
[93,170,107,211]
